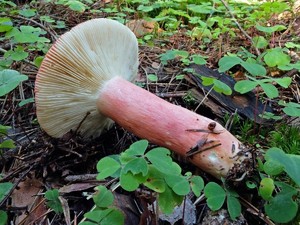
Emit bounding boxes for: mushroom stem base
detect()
[98,76,250,178]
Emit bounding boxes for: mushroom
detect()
[35,18,251,179]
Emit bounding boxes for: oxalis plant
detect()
[79,140,242,225]
[0,125,15,225]
[218,48,300,118]
[74,140,300,224]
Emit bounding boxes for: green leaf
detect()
[0,182,13,202]
[45,189,63,214]
[8,26,48,44]
[204,182,226,211]
[218,56,242,72]
[165,175,190,196]
[190,176,204,197]
[265,148,300,186]
[40,16,55,23]
[246,181,257,189]
[84,209,113,223]
[160,50,189,64]
[0,210,8,225]
[191,54,206,65]
[256,24,286,33]
[158,185,183,214]
[93,186,114,208]
[145,147,181,175]
[4,46,29,61]
[263,160,284,176]
[34,56,44,68]
[67,0,87,12]
[19,8,36,17]
[282,103,300,117]
[120,172,139,191]
[0,139,15,149]
[122,158,148,176]
[234,80,258,94]
[259,82,278,99]
[137,5,155,12]
[19,97,35,107]
[147,74,158,82]
[264,182,298,223]
[144,166,166,193]
[187,4,214,14]
[0,125,10,135]
[285,42,300,49]
[125,140,148,156]
[201,76,214,86]
[79,222,96,225]
[274,77,291,88]
[259,178,275,200]
[213,79,232,95]
[0,17,13,32]
[96,157,120,180]
[99,208,124,225]
[241,61,267,76]
[264,49,291,67]
[252,36,268,49]
[0,69,28,96]
[227,195,241,220]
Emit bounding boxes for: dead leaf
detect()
[11,174,47,225]
[126,19,163,37]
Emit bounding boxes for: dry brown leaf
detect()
[11,174,47,224]
[126,19,163,37]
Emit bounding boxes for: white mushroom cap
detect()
[35,18,139,138]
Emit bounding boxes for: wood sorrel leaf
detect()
[264,48,291,67]
[204,182,226,211]
[234,80,258,94]
[218,56,241,72]
[165,175,190,196]
[125,139,148,156]
[265,182,298,223]
[0,69,28,96]
[241,61,267,76]
[120,172,139,191]
[96,157,120,180]
[190,176,204,197]
[93,186,114,208]
[158,185,184,214]
[227,195,241,220]
[146,147,181,175]
[122,158,148,176]
[265,148,300,186]
[259,82,278,99]
[259,178,275,201]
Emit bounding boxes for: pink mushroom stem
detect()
[98,76,248,178]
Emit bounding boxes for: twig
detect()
[219,0,261,55]
[194,86,214,112]
[239,196,275,225]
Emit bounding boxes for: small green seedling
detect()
[260,147,300,223]
[80,186,124,225]
[204,182,241,220]
[45,189,63,214]
[0,182,13,225]
[96,140,204,214]
[0,69,28,97]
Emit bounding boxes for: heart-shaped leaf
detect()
[204,182,226,211]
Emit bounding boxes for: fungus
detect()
[35,18,251,179]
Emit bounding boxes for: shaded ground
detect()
[1,1,299,224]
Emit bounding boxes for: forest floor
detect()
[1,1,300,225]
